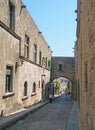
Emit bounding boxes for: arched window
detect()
[39,81,40,88]
[32,82,36,93]
[24,81,27,96]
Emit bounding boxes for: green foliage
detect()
[48,60,51,68]
[55,80,60,90]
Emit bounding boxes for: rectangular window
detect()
[9,1,15,31]
[46,57,47,68]
[84,62,88,92]
[59,64,62,71]
[48,60,51,68]
[33,44,37,63]
[42,57,46,68]
[78,78,80,107]
[5,66,13,93]
[39,51,42,65]
[24,35,29,58]
[91,57,95,71]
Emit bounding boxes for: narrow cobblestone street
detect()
[3,95,73,130]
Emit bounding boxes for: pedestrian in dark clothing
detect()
[49,93,52,103]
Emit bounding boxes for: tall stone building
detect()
[76,0,95,129]
[0,0,51,115]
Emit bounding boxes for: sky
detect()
[22,0,77,57]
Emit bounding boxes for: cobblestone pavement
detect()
[4,95,73,130]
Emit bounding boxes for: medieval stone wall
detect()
[0,0,51,115]
[51,57,75,81]
[76,0,95,130]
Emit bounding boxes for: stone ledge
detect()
[2,92,15,99]
[22,96,28,101]
[31,93,36,96]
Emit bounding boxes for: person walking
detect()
[49,93,53,103]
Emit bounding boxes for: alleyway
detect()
[4,95,73,130]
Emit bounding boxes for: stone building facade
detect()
[76,0,95,129]
[0,0,51,115]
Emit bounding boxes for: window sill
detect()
[22,96,28,101]
[31,92,36,96]
[2,92,15,99]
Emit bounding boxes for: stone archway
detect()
[51,57,76,99]
[51,74,75,98]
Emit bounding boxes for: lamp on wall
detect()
[42,74,46,80]
[15,57,24,71]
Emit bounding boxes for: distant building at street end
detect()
[50,57,76,99]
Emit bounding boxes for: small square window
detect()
[59,64,62,71]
